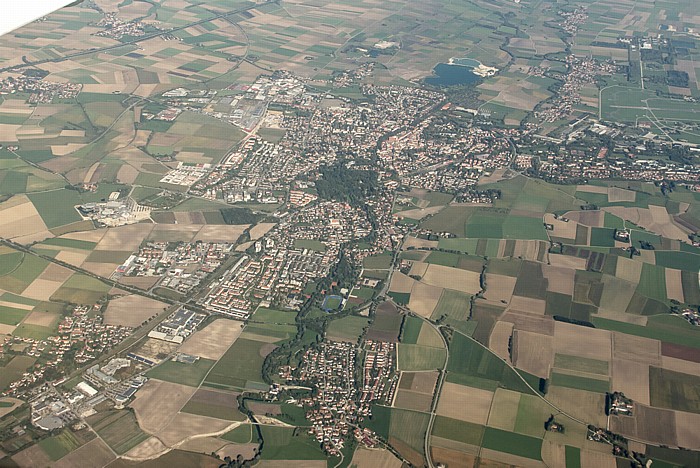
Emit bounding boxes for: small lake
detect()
[424,63,481,87]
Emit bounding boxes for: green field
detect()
[204,338,267,390]
[592,317,700,349]
[37,430,82,461]
[400,316,423,344]
[432,289,471,321]
[637,263,668,302]
[252,307,297,324]
[86,409,149,455]
[550,372,610,393]
[0,251,23,276]
[221,424,254,444]
[655,251,700,272]
[431,416,484,445]
[0,253,48,294]
[397,344,446,371]
[258,426,326,460]
[12,323,55,340]
[553,354,609,376]
[326,315,370,342]
[481,427,543,460]
[0,305,30,326]
[649,366,700,414]
[146,358,215,387]
[40,237,97,250]
[27,189,82,228]
[446,333,533,394]
[293,238,326,252]
[363,251,393,269]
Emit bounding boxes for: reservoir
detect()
[424,63,481,87]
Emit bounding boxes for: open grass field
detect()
[258,426,326,461]
[37,429,82,461]
[550,372,610,394]
[326,315,369,343]
[398,343,447,371]
[86,409,149,455]
[145,358,215,388]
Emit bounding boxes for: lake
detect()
[424,63,481,87]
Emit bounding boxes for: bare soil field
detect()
[10,444,51,467]
[675,410,700,449]
[408,281,442,318]
[117,276,161,289]
[513,330,553,378]
[401,371,438,394]
[131,380,197,433]
[351,447,402,468]
[0,195,49,240]
[216,442,259,462]
[397,206,445,220]
[553,322,611,361]
[548,254,587,270]
[665,268,684,303]
[52,438,116,468]
[635,405,678,446]
[660,356,700,376]
[661,342,700,363]
[408,261,429,278]
[500,310,555,335]
[394,389,432,412]
[568,210,604,228]
[39,263,73,282]
[96,224,154,251]
[482,274,516,303]
[431,446,476,468]
[541,441,566,468]
[389,272,415,294]
[437,383,493,425]
[421,264,481,294]
[612,332,661,365]
[193,225,248,242]
[488,321,513,361]
[178,318,245,360]
[148,224,200,242]
[178,436,226,455]
[403,237,439,249]
[545,387,607,427]
[104,295,168,328]
[82,262,120,277]
[542,265,575,295]
[0,324,15,335]
[544,214,577,240]
[123,436,168,460]
[611,359,650,405]
[22,311,59,328]
[579,449,617,468]
[608,187,636,203]
[248,223,276,240]
[55,250,90,267]
[615,256,642,283]
[479,448,545,468]
[158,413,230,447]
[22,278,64,301]
[509,295,546,315]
